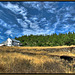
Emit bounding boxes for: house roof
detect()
[11,39,20,42]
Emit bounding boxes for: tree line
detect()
[15,32,75,46]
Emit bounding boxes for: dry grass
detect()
[1,45,74,50]
[0,52,65,73]
[0,46,75,57]
[48,52,75,57]
[0,46,75,73]
[18,45,75,49]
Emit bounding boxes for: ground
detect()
[0,46,75,73]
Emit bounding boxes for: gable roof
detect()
[11,39,20,42]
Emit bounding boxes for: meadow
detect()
[0,46,75,73]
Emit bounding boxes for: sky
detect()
[0,1,75,43]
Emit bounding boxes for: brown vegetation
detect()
[0,46,75,73]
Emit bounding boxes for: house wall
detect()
[0,44,4,46]
[1,38,20,46]
[12,41,20,46]
[7,38,12,46]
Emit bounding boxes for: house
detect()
[0,38,21,46]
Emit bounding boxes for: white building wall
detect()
[0,44,4,46]
[0,38,20,46]
[12,42,20,46]
[7,38,12,46]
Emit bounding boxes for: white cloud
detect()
[0,35,4,40]
[73,24,75,26]
[33,17,38,21]
[22,29,34,35]
[0,1,75,38]
[22,28,50,35]
[5,30,12,35]
[66,7,70,11]
[23,2,42,10]
[47,9,54,13]
[30,16,38,21]
[53,15,60,31]
[40,18,46,21]
[10,34,13,37]
[12,24,18,27]
[57,30,65,33]
[17,19,28,28]
[23,1,58,11]
[62,17,69,22]
[72,17,75,21]
[31,2,42,10]
[44,2,58,14]
[4,28,22,38]
[47,7,57,13]
[64,13,72,18]
[0,2,27,16]
[44,2,57,9]
[30,23,40,29]
[63,24,70,29]
[0,19,12,29]
[0,19,3,24]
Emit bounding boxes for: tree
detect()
[15,31,75,46]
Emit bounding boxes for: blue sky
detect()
[0,1,75,43]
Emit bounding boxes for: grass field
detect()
[0,46,75,73]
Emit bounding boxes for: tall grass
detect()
[0,46,75,73]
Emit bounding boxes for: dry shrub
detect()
[11,59,65,73]
[42,61,65,73]
[6,58,34,73]
[0,56,66,73]
[0,64,5,73]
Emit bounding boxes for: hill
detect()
[15,32,75,46]
[0,46,75,73]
